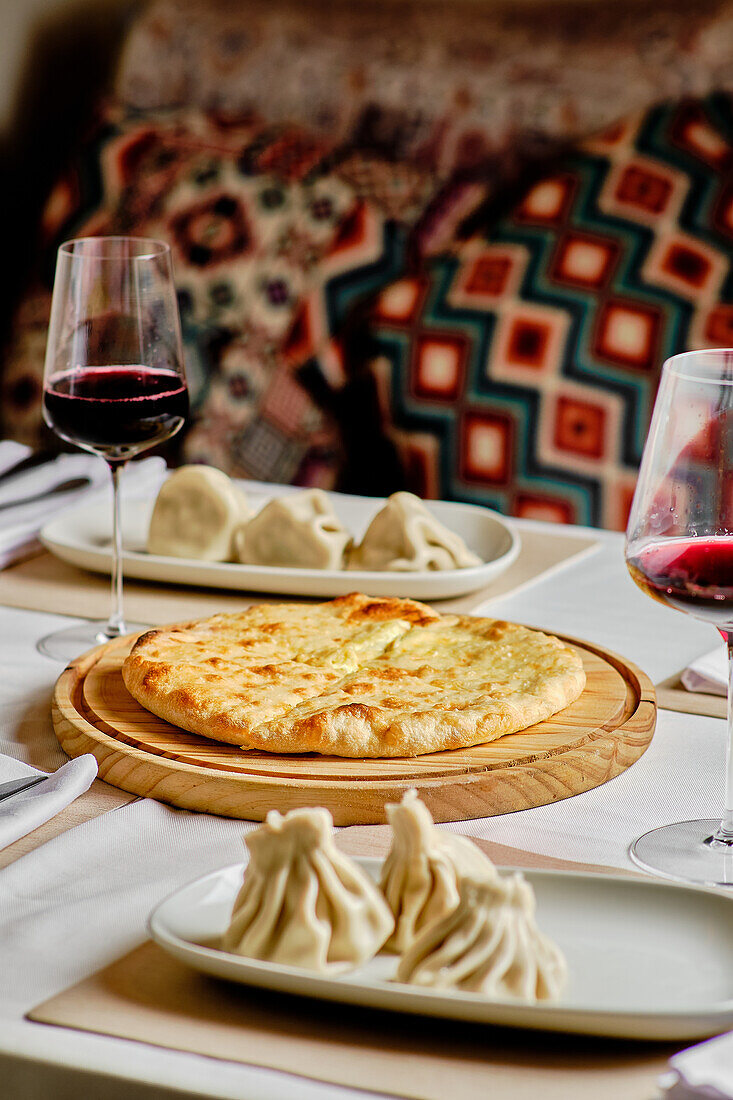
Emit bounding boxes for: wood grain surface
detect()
[52,630,656,824]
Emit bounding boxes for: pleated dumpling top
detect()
[222,807,394,971]
[234,490,351,569]
[396,873,568,1002]
[380,789,498,953]
[348,492,482,572]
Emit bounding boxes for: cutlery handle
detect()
[0,477,91,513]
[0,450,56,487]
[0,775,47,803]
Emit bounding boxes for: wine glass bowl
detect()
[39,237,188,659]
[625,348,733,885]
[42,238,188,462]
[43,362,188,460]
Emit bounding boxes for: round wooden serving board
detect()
[52,630,656,825]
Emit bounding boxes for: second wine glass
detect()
[40,236,188,661]
[626,348,733,887]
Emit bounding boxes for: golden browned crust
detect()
[122,592,585,758]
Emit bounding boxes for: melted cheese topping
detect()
[123,594,585,758]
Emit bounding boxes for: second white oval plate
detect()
[41,485,520,600]
[148,858,733,1041]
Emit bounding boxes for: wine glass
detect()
[40,237,188,661]
[626,348,733,886]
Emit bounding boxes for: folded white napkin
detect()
[681,644,728,697]
[0,442,166,569]
[0,754,98,851]
[660,1031,733,1098]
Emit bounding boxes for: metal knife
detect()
[0,775,47,803]
[0,476,91,513]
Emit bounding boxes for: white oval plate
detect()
[41,486,520,600]
[148,858,733,1041]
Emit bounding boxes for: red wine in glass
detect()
[625,348,733,887]
[627,536,733,639]
[44,366,189,459]
[38,236,188,661]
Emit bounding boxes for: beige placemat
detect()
[28,835,671,1100]
[655,673,726,719]
[0,528,597,624]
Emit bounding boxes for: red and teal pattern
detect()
[359,95,733,529]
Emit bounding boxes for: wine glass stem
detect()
[714,639,733,844]
[106,460,127,640]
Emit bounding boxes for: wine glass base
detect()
[629,819,733,888]
[37,620,149,662]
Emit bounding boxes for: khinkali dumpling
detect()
[380,789,497,953]
[348,492,481,571]
[222,807,394,971]
[147,465,249,560]
[396,873,568,1003]
[234,490,351,569]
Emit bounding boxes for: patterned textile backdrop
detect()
[117,0,733,260]
[342,95,733,529]
[118,0,733,185]
[3,104,435,485]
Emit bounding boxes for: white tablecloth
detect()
[0,520,725,1099]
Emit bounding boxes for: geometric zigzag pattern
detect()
[365,94,733,529]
